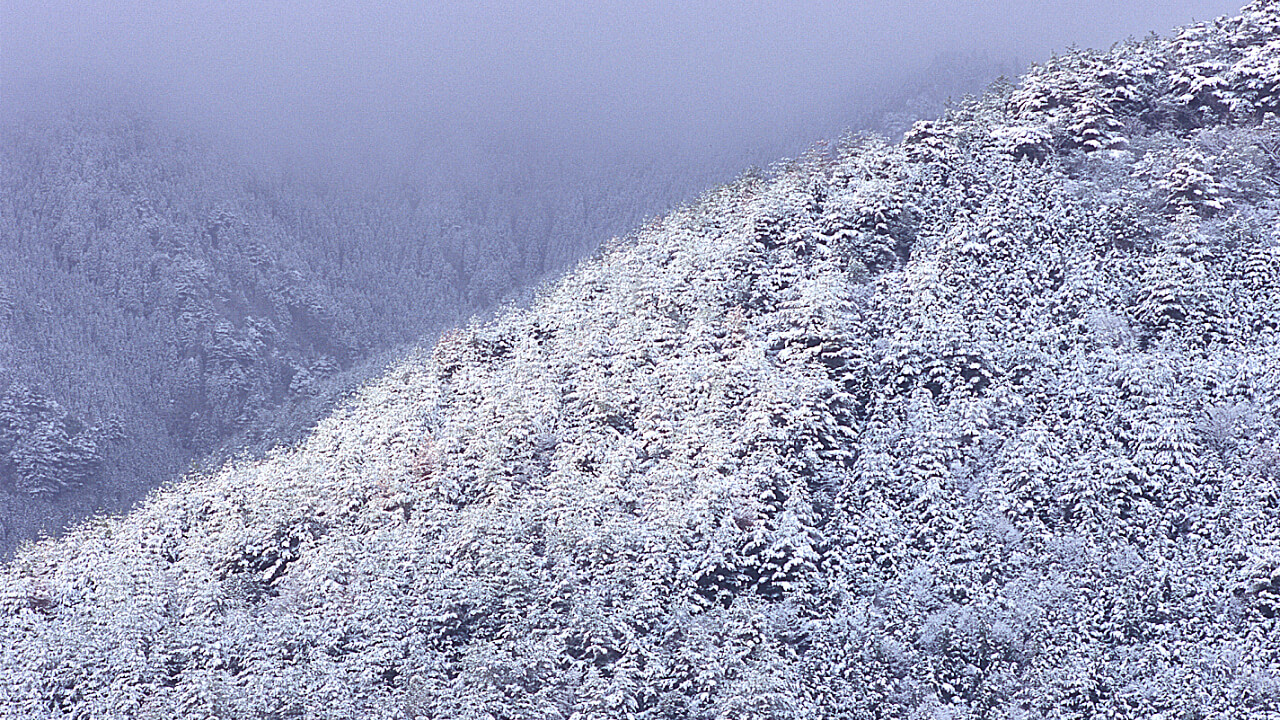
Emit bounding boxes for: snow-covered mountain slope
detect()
[4,2,1280,717]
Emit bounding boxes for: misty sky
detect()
[1,0,1249,179]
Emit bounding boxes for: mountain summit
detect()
[4,2,1280,717]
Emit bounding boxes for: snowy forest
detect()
[3,0,1280,718]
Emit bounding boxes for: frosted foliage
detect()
[4,2,1280,719]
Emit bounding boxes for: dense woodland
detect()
[0,55,1009,557]
[3,1,1280,717]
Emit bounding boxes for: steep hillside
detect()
[0,52,1015,560]
[3,2,1280,717]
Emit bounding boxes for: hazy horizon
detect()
[1,0,1248,181]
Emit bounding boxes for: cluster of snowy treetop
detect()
[3,1,1280,718]
[0,56,1006,559]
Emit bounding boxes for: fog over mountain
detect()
[2,0,1246,179]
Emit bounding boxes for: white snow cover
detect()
[4,2,1280,717]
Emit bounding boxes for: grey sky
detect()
[0,0,1249,176]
